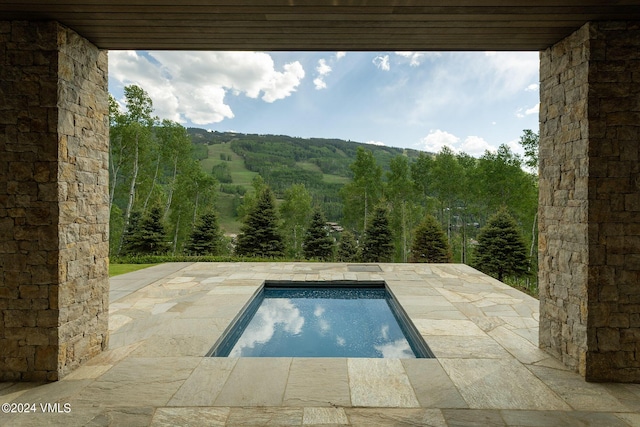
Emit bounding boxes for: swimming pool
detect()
[207,281,434,358]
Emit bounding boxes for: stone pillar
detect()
[0,21,109,381]
[539,21,640,382]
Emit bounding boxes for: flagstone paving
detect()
[1,262,639,426]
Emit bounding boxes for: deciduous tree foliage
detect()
[387,155,422,262]
[360,203,394,263]
[280,184,312,259]
[410,214,452,263]
[472,208,529,281]
[303,209,335,261]
[340,147,383,234]
[235,187,285,257]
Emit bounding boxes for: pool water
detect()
[207,283,433,358]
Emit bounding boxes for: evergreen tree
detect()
[410,214,452,263]
[337,231,359,262]
[472,208,529,281]
[123,206,169,255]
[235,187,285,257]
[360,204,394,263]
[120,211,142,255]
[303,209,335,261]
[184,211,223,255]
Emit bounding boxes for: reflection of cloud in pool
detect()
[336,336,346,346]
[380,324,389,340]
[314,305,325,317]
[318,319,331,334]
[375,339,415,358]
[229,299,304,356]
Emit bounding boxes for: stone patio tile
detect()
[603,383,640,412]
[62,364,112,380]
[283,358,351,407]
[347,359,419,407]
[150,407,229,427]
[0,382,42,404]
[501,410,631,426]
[527,365,631,412]
[414,319,487,337]
[488,326,550,365]
[207,285,260,295]
[425,335,511,360]
[452,302,486,319]
[130,335,213,358]
[0,382,16,392]
[345,408,446,427]
[401,359,467,409]
[86,406,155,427]
[108,313,132,331]
[302,407,349,425]
[441,409,506,426]
[436,288,483,303]
[168,358,237,406]
[159,317,228,337]
[616,413,640,426]
[73,357,200,407]
[0,405,105,427]
[214,358,292,406]
[10,379,94,405]
[439,358,570,410]
[225,407,303,426]
[85,342,143,366]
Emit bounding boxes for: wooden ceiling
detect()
[2,1,640,51]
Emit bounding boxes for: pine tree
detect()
[235,187,285,258]
[123,206,170,255]
[303,209,335,261]
[410,214,452,263]
[337,231,359,262]
[184,211,222,256]
[360,204,394,263]
[472,208,529,281]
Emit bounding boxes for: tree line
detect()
[110,84,538,291]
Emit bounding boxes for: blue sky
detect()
[108,51,539,157]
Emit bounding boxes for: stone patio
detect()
[1,262,639,426]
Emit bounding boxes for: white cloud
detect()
[394,51,443,67]
[421,129,460,152]
[313,78,327,90]
[109,51,305,125]
[525,83,539,92]
[317,58,332,75]
[373,55,390,71]
[395,51,425,66]
[421,130,496,157]
[366,140,386,146]
[314,58,332,90]
[461,136,496,157]
[516,103,540,118]
[336,52,346,60]
[526,103,540,115]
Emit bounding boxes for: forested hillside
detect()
[190,129,422,229]
[110,84,539,291]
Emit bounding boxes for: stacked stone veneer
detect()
[0,21,109,381]
[539,21,640,382]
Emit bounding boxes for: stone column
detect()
[0,21,109,381]
[539,21,640,382]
